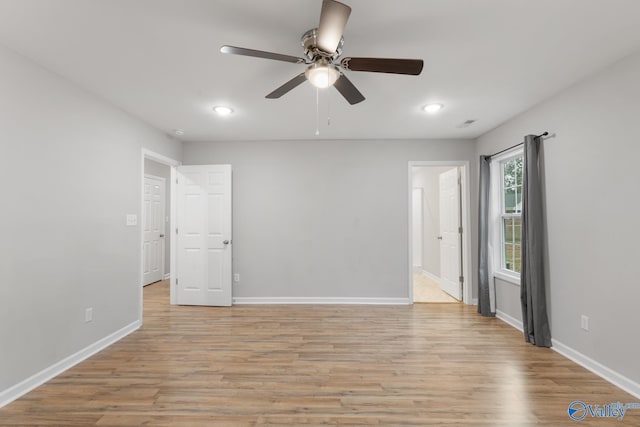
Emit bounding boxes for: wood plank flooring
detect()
[1,280,637,425]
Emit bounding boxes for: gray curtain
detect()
[521,135,552,347]
[477,155,494,316]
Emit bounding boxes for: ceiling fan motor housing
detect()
[301,28,343,61]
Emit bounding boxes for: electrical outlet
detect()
[126,214,137,226]
[581,315,589,331]
[233,273,240,283]
[85,308,93,323]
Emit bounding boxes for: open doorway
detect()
[143,161,169,286]
[408,162,472,304]
[139,149,180,321]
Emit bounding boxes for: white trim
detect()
[489,149,524,282]
[233,297,411,305]
[495,311,640,399]
[141,148,181,318]
[408,161,473,305]
[411,187,424,269]
[142,149,181,167]
[551,339,640,400]
[496,309,523,331]
[163,273,170,280]
[471,298,478,306]
[0,320,140,409]
[494,271,520,286]
[169,166,177,305]
[421,270,441,285]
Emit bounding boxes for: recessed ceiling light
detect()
[213,106,233,116]
[423,103,444,113]
[173,129,184,136]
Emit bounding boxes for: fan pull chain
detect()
[315,87,320,136]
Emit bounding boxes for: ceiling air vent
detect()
[457,119,476,128]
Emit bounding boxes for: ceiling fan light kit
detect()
[220,0,424,105]
[305,60,340,88]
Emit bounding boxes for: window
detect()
[500,156,523,274]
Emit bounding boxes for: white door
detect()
[176,165,232,306]
[412,188,423,268]
[143,175,165,286]
[439,168,462,300]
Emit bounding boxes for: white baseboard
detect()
[471,298,478,306]
[421,270,441,284]
[0,320,141,409]
[495,310,640,399]
[163,273,170,280]
[496,309,523,331]
[233,297,411,305]
[551,339,640,400]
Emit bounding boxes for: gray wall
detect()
[144,159,171,276]
[183,139,477,300]
[0,44,182,393]
[412,166,456,277]
[477,51,640,384]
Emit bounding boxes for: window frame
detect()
[490,148,523,285]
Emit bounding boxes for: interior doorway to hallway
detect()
[140,149,180,321]
[408,162,472,304]
[142,170,167,286]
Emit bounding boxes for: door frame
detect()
[411,187,423,269]
[143,173,166,286]
[407,161,473,305]
[140,149,181,323]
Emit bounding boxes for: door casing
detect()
[140,149,181,323]
[408,161,473,305]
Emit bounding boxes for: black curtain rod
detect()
[488,132,549,159]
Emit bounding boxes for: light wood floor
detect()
[413,273,458,303]
[1,280,637,426]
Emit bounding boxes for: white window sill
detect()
[493,271,521,286]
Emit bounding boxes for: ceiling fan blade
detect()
[220,45,305,64]
[341,57,424,75]
[333,74,365,105]
[266,73,307,99]
[317,0,351,54]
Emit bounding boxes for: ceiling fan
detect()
[220,0,424,105]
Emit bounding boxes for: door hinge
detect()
[176,178,178,184]
[176,278,178,286]
[459,276,464,284]
[176,228,179,234]
[458,226,463,234]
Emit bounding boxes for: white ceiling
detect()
[1,0,640,142]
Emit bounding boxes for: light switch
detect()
[126,214,138,226]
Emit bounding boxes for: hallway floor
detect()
[413,272,458,303]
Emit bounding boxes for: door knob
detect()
[437,236,443,240]
[223,240,230,245]
[159,234,165,238]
